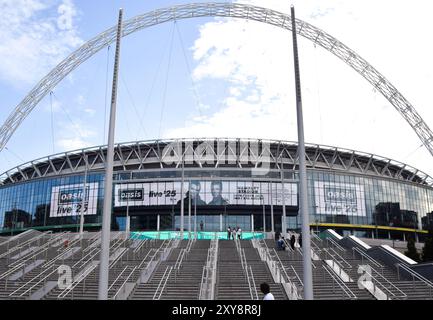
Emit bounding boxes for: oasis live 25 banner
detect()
[50,183,99,217]
[114,181,298,207]
[314,181,366,216]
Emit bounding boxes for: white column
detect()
[270,183,274,233]
[251,214,254,232]
[180,156,185,238]
[98,8,123,301]
[157,214,160,231]
[125,215,130,236]
[79,154,88,237]
[220,214,223,232]
[188,180,191,236]
[291,5,313,300]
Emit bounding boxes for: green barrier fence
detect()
[130,231,264,240]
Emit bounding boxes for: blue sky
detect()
[1,0,433,177]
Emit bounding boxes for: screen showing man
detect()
[178,180,206,206]
[208,181,229,205]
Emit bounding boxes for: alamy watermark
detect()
[160,140,271,176]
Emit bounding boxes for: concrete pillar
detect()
[157,214,160,231]
[251,214,254,232]
[125,216,130,235]
[220,214,223,232]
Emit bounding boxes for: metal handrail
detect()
[361,265,407,299]
[396,263,433,299]
[199,266,208,299]
[9,232,65,268]
[57,234,81,252]
[326,237,345,252]
[72,246,100,269]
[108,265,129,292]
[310,238,322,252]
[323,247,352,269]
[259,245,301,299]
[153,266,173,300]
[57,263,98,299]
[352,247,384,272]
[272,248,291,283]
[289,265,304,286]
[136,249,155,271]
[133,239,148,254]
[109,246,128,269]
[111,266,137,300]
[0,231,51,260]
[82,234,102,253]
[249,265,259,300]
[44,244,81,269]
[311,231,323,242]
[9,264,58,297]
[199,238,218,300]
[0,262,26,280]
[246,265,258,300]
[174,249,186,269]
[322,264,357,299]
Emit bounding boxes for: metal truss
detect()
[1,3,432,161]
[1,138,431,187]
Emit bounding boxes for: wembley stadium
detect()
[0,137,431,241]
[1,2,433,301]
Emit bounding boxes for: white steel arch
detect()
[2,2,432,157]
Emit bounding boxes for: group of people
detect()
[276,232,302,251]
[227,226,242,240]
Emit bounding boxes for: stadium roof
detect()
[1,138,431,187]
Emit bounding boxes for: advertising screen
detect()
[50,182,99,217]
[114,181,298,207]
[314,181,366,216]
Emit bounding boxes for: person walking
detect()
[227,226,232,240]
[237,227,242,240]
[200,220,204,231]
[298,233,302,248]
[232,228,237,240]
[260,282,275,300]
[290,234,296,250]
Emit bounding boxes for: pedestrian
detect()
[281,236,286,250]
[232,227,237,240]
[298,233,302,248]
[227,226,231,240]
[277,236,283,250]
[237,227,242,240]
[260,282,275,300]
[200,220,204,231]
[290,234,296,250]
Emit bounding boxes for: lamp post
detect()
[98,8,123,300]
[79,154,88,237]
[291,5,313,300]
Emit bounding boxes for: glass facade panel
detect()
[0,166,432,239]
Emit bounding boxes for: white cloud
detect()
[83,108,96,116]
[57,137,89,150]
[55,119,97,150]
[0,0,83,87]
[165,0,433,175]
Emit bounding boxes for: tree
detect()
[405,235,420,262]
[422,229,433,262]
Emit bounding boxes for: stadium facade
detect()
[0,138,432,241]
